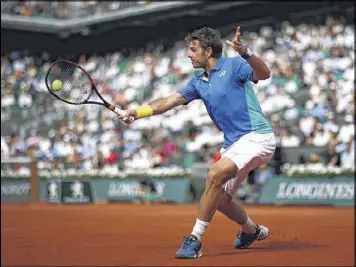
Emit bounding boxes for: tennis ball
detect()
[52,80,63,91]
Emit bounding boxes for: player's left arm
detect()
[226,26,271,80]
[242,53,270,80]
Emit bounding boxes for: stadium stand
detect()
[1,1,151,19]
[1,10,354,189]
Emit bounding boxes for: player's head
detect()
[185,27,222,69]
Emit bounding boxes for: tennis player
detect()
[117,26,276,259]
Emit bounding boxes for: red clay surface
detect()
[1,203,354,266]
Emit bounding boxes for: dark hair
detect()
[185,27,222,58]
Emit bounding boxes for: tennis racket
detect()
[45,60,132,119]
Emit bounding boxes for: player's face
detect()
[187,40,209,69]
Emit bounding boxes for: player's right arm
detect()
[134,92,187,117]
[117,77,199,124]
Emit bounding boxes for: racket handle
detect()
[108,105,135,123]
[108,104,123,115]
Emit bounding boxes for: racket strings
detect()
[46,61,93,104]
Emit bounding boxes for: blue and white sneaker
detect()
[233,225,269,249]
[175,234,202,259]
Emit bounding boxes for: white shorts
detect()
[220,132,276,195]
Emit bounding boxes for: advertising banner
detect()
[3,176,194,204]
[1,178,31,201]
[46,179,61,204]
[259,176,354,207]
[91,177,191,204]
[60,180,94,204]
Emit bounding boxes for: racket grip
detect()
[108,104,124,116]
[109,105,126,116]
[108,105,123,116]
[107,104,135,123]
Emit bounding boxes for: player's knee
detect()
[207,168,225,188]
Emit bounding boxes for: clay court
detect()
[1,204,354,266]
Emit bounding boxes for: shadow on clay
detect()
[203,241,329,257]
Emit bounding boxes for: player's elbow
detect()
[257,69,271,80]
[261,67,271,80]
[253,67,271,81]
[266,68,271,79]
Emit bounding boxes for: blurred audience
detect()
[1,15,354,177]
[1,1,152,19]
[340,139,355,169]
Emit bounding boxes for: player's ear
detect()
[205,47,213,58]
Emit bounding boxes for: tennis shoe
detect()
[233,225,269,249]
[175,234,202,259]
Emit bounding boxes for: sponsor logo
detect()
[1,183,30,196]
[47,181,59,202]
[219,70,226,77]
[63,181,90,203]
[276,182,354,200]
[70,181,84,198]
[108,182,165,197]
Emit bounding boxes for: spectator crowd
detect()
[1,1,152,19]
[1,15,354,178]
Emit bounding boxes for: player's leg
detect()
[217,132,276,248]
[218,188,270,249]
[217,171,250,225]
[218,191,248,223]
[175,132,275,258]
[194,157,239,229]
[175,157,238,259]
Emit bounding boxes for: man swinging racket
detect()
[117,26,276,259]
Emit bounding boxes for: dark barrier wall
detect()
[281,146,328,164]
[1,177,192,204]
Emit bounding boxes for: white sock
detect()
[240,217,257,234]
[191,219,210,241]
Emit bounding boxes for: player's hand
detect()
[116,109,136,124]
[226,26,246,56]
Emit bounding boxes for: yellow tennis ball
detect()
[52,80,63,91]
